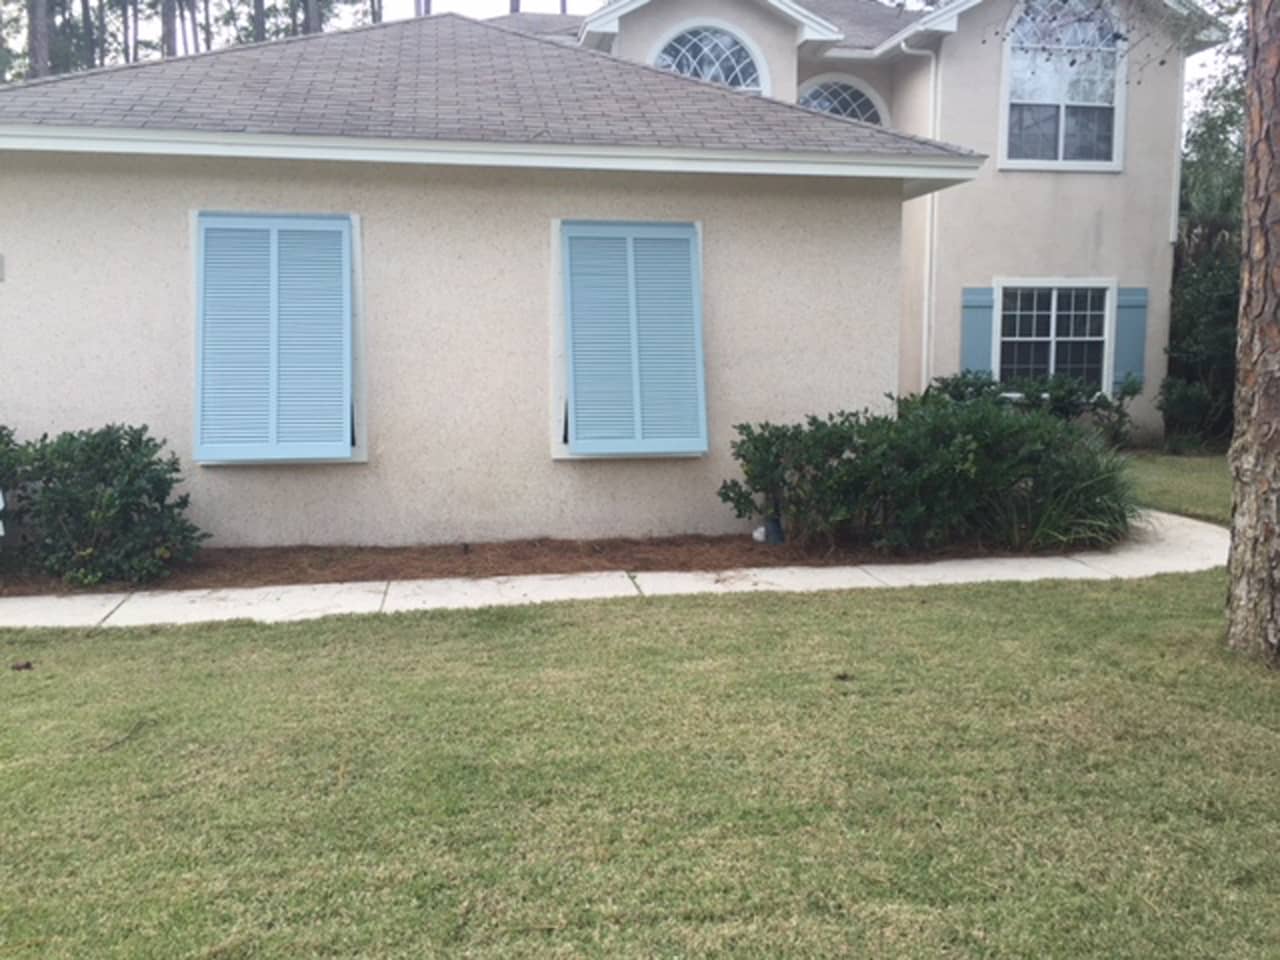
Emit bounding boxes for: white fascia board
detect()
[0,124,982,187]
[581,0,843,43]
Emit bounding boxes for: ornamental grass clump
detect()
[719,393,1137,553]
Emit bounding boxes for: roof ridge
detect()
[0,12,455,94]
[466,14,978,157]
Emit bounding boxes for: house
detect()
[0,1,1218,548]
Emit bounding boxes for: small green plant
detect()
[2,424,206,585]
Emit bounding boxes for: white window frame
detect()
[991,276,1118,394]
[997,0,1127,173]
[797,73,892,126]
[646,18,773,97]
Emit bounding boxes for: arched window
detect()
[655,27,762,93]
[799,79,887,125]
[1005,0,1123,165]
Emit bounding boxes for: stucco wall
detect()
[0,154,902,547]
[924,0,1185,432]
[613,0,801,102]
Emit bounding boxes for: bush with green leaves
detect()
[928,371,1142,447]
[1,424,206,585]
[719,394,1137,552]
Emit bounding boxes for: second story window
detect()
[1005,0,1123,167]
[655,27,763,93]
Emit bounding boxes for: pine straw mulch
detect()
[0,533,1015,598]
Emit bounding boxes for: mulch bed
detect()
[0,534,1018,598]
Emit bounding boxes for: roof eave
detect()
[0,124,982,193]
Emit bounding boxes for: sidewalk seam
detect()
[379,580,391,613]
[625,572,645,597]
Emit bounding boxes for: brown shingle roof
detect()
[0,14,973,161]
[800,0,922,50]
[486,12,583,39]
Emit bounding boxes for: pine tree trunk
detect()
[304,0,319,34]
[79,0,94,68]
[509,0,519,13]
[252,0,265,41]
[161,0,177,56]
[1227,0,1280,660]
[28,0,50,77]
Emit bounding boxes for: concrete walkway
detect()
[0,511,1229,630]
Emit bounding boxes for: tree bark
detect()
[1228,0,1280,660]
[28,0,50,77]
[509,0,519,13]
[79,0,94,68]
[252,0,265,41]
[304,0,320,34]
[161,0,177,56]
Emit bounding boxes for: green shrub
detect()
[719,395,1137,553]
[2,424,206,585]
[930,372,1141,447]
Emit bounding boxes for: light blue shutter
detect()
[1114,287,1148,392]
[198,226,273,451]
[961,287,996,375]
[633,235,706,450]
[196,215,353,462]
[564,223,707,456]
[276,226,352,454]
[566,234,636,445]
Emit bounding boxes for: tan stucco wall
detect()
[613,0,801,102]
[914,0,1185,432]
[0,154,902,547]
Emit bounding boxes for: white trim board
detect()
[0,125,982,192]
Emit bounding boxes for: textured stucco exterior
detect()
[605,0,1190,435]
[0,154,902,547]
[613,0,801,102]
[889,0,1185,434]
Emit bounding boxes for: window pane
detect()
[1054,340,1104,388]
[1009,47,1072,102]
[1064,105,1114,161]
[656,27,761,91]
[1001,340,1051,380]
[1059,286,1107,337]
[1066,50,1117,105]
[799,81,882,124]
[1009,104,1060,160]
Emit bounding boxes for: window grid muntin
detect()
[799,81,883,124]
[999,285,1107,388]
[656,27,762,92]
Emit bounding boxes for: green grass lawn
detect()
[3,571,1278,958]
[1128,452,1232,526]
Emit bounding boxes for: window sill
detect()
[198,451,368,467]
[997,159,1123,173]
[551,447,707,462]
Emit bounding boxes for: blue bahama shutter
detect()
[564,222,707,456]
[961,287,996,375]
[1114,287,1148,392]
[196,215,353,463]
